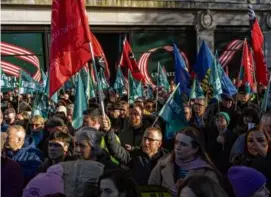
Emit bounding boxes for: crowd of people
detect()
[1,82,271,197]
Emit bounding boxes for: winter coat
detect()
[106,131,167,184]
[148,153,220,197]
[4,145,43,184]
[1,157,24,197]
[1,123,9,132]
[206,127,238,174]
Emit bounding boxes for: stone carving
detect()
[198,10,215,30]
[266,12,271,29]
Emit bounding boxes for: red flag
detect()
[49,0,91,97]
[90,32,110,80]
[120,38,146,83]
[250,14,268,85]
[241,40,254,88]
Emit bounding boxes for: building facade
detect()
[1,0,271,84]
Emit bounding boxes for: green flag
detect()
[72,73,88,129]
[158,83,188,141]
[157,62,170,92]
[190,78,205,99]
[0,69,17,92]
[113,66,125,96]
[19,70,43,94]
[98,69,109,90]
[128,70,142,103]
[261,76,271,112]
[145,85,154,99]
[80,68,96,100]
[32,93,51,118]
[209,55,223,100]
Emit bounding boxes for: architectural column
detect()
[262,12,271,69]
[195,10,216,53]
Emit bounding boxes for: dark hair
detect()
[99,169,141,197]
[177,175,228,197]
[45,117,65,129]
[175,127,222,179]
[48,131,72,147]
[241,107,260,125]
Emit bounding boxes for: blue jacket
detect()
[1,123,9,132]
[5,145,44,184]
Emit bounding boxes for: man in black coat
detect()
[105,127,167,185]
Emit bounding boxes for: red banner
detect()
[49,0,91,97]
[241,40,254,88]
[251,19,268,86]
[120,38,146,83]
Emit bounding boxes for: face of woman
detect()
[174,133,198,162]
[100,178,125,197]
[247,131,269,156]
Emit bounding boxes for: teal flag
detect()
[113,66,125,96]
[190,78,205,99]
[72,73,88,129]
[261,76,271,112]
[158,84,188,140]
[44,73,58,104]
[145,85,154,99]
[80,68,96,100]
[99,69,110,90]
[209,55,223,100]
[128,70,142,103]
[19,70,43,94]
[157,62,170,92]
[31,93,50,118]
[0,69,17,92]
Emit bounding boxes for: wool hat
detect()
[221,93,233,101]
[216,112,230,125]
[22,164,64,197]
[56,106,67,117]
[228,166,266,197]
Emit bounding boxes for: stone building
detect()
[1,0,271,84]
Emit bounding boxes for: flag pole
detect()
[152,83,180,127]
[156,62,160,113]
[89,42,106,117]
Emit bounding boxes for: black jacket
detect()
[118,117,153,147]
[206,127,238,174]
[106,131,167,185]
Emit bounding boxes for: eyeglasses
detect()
[143,136,160,142]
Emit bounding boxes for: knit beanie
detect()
[228,166,266,197]
[56,106,67,117]
[217,112,230,125]
[22,164,64,197]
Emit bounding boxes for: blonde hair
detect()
[30,115,45,125]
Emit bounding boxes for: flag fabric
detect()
[240,39,254,89]
[80,67,96,100]
[31,93,51,118]
[19,70,43,94]
[190,78,204,99]
[98,69,110,90]
[261,76,271,112]
[217,61,238,96]
[120,37,146,82]
[158,83,188,141]
[157,62,170,92]
[90,32,110,80]
[113,66,125,96]
[72,73,88,129]
[128,70,142,103]
[248,5,268,86]
[0,68,17,91]
[209,54,223,100]
[44,73,58,104]
[173,43,191,95]
[49,0,92,97]
[145,85,154,99]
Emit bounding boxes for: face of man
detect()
[239,92,250,103]
[30,122,44,133]
[142,130,162,157]
[5,128,25,151]
[48,140,68,161]
[4,112,16,125]
[120,105,128,119]
[145,102,154,113]
[215,116,227,131]
[221,99,233,108]
[129,108,142,128]
[74,135,92,160]
[64,93,69,101]
[110,109,120,119]
[184,107,192,121]
[193,99,206,117]
[82,115,100,130]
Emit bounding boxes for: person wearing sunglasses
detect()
[105,127,167,185]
